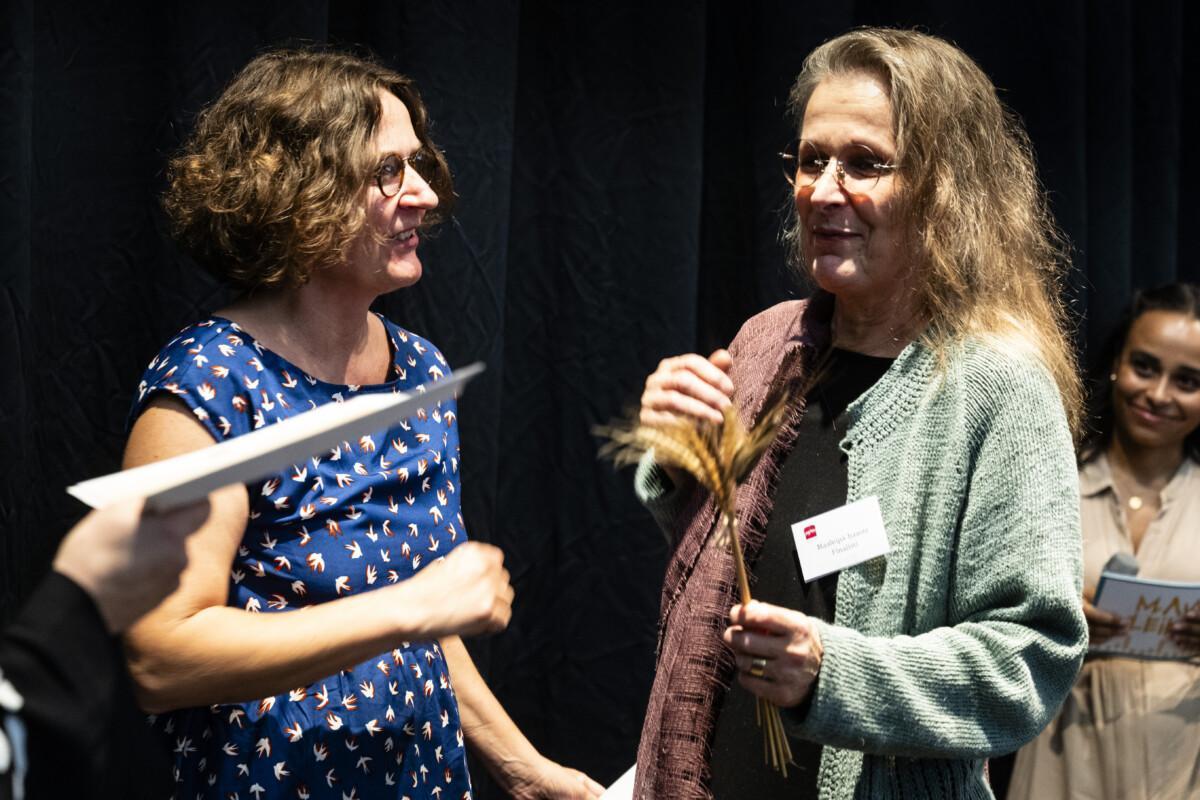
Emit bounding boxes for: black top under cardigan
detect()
[708,348,894,799]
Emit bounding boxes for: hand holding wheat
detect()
[598,378,796,775]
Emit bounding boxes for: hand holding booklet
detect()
[1092,571,1200,661]
[67,363,484,512]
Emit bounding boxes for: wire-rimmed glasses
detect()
[780,140,898,192]
[375,149,439,198]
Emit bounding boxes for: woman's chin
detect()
[384,255,423,289]
[809,257,863,294]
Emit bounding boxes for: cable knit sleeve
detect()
[788,345,1087,765]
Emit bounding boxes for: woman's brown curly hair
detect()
[163,48,454,292]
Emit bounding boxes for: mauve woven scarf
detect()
[633,293,833,799]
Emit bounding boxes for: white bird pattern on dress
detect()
[132,316,471,799]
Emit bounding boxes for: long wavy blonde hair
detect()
[786,28,1083,437]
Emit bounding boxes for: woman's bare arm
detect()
[442,636,603,799]
[122,395,513,713]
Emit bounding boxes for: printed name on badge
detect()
[791,496,890,582]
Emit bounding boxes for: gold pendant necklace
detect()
[1111,465,1158,513]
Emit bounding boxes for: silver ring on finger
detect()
[748,657,767,679]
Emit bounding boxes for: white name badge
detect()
[791,496,890,582]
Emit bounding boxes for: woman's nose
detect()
[399,168,439,210]
[807,162,845,205]
[1147,375,1173,405]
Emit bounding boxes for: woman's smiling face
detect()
[345,91,440,295]
[1112,309,1200,452]
[795,73,909,305]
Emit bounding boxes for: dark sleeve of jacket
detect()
[0,571,172,800]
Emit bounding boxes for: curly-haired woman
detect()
[123,49,602,800]
[633,28,1088,798]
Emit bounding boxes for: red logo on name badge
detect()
[804,524,817,540]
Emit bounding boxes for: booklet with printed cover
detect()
[1092,571,1200,661]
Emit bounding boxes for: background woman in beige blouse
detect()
[1009,282,1200,800]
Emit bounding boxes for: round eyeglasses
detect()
[375,149,438,198]
[780,140,898,192]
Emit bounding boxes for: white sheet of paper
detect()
[66,363,484,512]
[600,763,635,800]
[1091,571,1200,661]
[791,495,890,582]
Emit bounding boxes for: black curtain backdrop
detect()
[1,0,1197,795]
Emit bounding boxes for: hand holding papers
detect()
[1092,571,1200,661]
[67,363,484,512]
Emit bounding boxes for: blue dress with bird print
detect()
[131,315,474,800]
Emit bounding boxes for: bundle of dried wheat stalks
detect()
[598,398,795,776]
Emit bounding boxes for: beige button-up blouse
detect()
[1008,454,1200,800]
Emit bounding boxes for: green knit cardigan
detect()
[637,303,1087,799]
